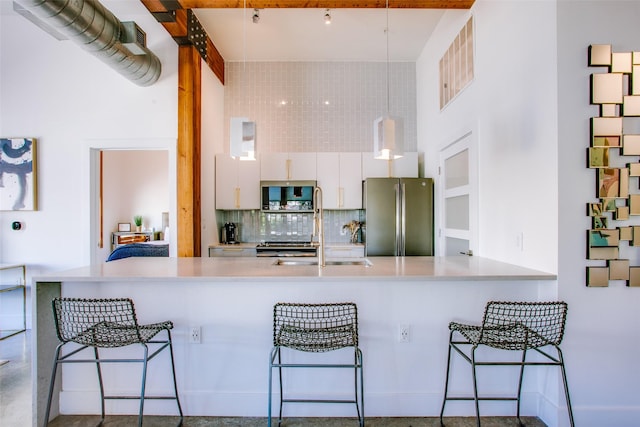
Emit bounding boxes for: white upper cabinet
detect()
[317,153,362,209]
[260,153,317,181]
[215,154,261,210]
[362,152,419,178]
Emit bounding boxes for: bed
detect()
[106,242,169,262]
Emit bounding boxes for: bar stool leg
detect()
[471,346,481,427]
[268,347,276,427]
[357,349,365,427]
[557,348,575,427]
[516,349,528,427]
[166,332,184,424]
[43,344,64,427]
[439,331,455,426]
[138,344,150,427]
[277,348,284,427]
[93,347,106,423]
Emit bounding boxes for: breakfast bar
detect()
[33,256,557,426]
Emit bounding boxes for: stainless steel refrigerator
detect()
[364,177,434,256]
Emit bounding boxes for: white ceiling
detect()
[1,1,446,62]
[193,8,445,62]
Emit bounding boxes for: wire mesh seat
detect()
[268,302,364,427]
[43,298,183,427]
[440,301,574,427]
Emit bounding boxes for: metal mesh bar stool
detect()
[43,298,183,427]
[268,302,364,427]
[439,301,574,427]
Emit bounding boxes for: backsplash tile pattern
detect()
[224,61,417,153]
[222,210,365,244]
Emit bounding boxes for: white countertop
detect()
[34,256,556,283]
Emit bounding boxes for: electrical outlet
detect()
[398,324,410,343]
[189,326,201,344]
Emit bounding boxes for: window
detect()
[439,16,474,109]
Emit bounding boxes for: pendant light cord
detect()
[243,0,246,74]
[386,0,390,115]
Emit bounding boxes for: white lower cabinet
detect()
[209,246,257,257]
[325,245,365,258]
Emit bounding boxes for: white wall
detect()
[417,1,640,426]
[557,2,640,427]
[201,57,226,253]
[418,1,559,274]
[0,1,225,269]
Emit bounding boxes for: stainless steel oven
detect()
[256,241,317,257]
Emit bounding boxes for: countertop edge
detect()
[32,256,557,283]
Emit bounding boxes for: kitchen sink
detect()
[273,258,372,267]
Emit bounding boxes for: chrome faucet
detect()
[312,186,325,267]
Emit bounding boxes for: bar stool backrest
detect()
[273,302,358,352]
[480,301,568,350]
[52,298,143,347]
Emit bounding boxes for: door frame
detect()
[437,126,478,256]
[84,138,177,265]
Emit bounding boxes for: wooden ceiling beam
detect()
[177,1,474,8]
[140,0,225,84]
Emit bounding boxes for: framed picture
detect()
[118,223,131,232]
[0,137,37,211]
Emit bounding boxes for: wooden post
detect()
[177,45,202,257]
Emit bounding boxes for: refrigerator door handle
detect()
[401,182,406,256]
[395,183,401,256]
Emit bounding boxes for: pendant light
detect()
[230,0,256,160]
[373,0,403,160]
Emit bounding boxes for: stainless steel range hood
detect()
[13,0,161,87]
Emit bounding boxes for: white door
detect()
[438,131,477,256]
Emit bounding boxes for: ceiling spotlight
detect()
[324,9,331,25]
[252,9,260,24]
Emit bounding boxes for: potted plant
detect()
[133,215,143,232]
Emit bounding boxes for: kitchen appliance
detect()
[364,177,433,256]
[222,222,238,244]
[261,181,316,212]
[256,241,317,257]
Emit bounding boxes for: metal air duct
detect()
[14,0,161,86]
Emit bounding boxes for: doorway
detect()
[438,130,477,256]
[85,139,177,264]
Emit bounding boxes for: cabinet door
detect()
[260,153,289,180]
[393,152,419,177]
[217,155,260,209]
[325,246,365,258]
[288,153,317,181]
[339,153,362,209]
[261,153,317,181]
[216,155,239,209]
[237,158,261,209]
[316,153,340,209]
[362,152,418,178]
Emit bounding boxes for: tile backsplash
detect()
[224,61,417,153]
[221,210,365,244]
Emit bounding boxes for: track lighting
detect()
[252,8,260,24]
[324,9,331,25]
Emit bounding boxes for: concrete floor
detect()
[0,332,546,427]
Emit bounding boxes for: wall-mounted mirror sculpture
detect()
[587,44,640,287]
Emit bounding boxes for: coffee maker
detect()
[222,222,238,244]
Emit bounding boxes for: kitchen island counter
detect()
[35,255,555,283]
[33,256,557,426]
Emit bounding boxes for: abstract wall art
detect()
[0,138,37,211]
[587,45,640,286]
